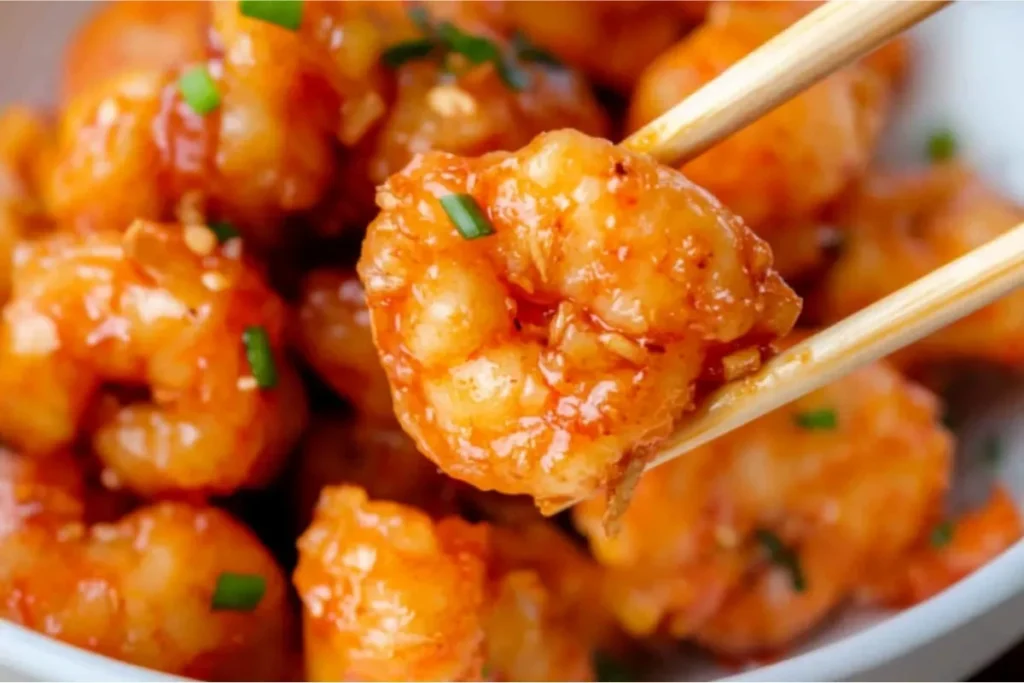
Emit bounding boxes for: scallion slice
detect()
[930,520,954,548]
[208,221,240,243]
[178,66,221,115]
[239,0,303,31]
[242,326,278,389]
[927,128,957,162]
[592,651,632,682]
[212,572,266,611]
[755,529,807,592]
[794,408,837,430]
[440,193,494,240]
[382,38,437,68]
[512,31,562,67]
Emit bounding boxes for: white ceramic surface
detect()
[2,2,1024,681]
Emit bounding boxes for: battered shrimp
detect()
[295,485,489,682]
[858,487,1023,608]
[628,1,899,275]
[0,220,307,497]
[294,416,458,527]
[358,128,800,509]
[574,356,951,654]
[0,449,294,680]
[812,163,1024,367]
[296,269,395,421]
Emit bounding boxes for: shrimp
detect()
[358,128,800,510]
[627,1,900,277]
[295,485,489,682]
[0,448,294,680]
[857,487,1023,608]
[811,163,1024,367]
[294,416,459,527]
[296,269,396,421]
[0,220,306,497]
[574,355,951,654]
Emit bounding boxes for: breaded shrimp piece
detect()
[295,485,489,682]
[358,128,800,510]
[858,487,1023,608]
[628,1,899,275]
[0,221,306,496]
[812,163,1024,367]
[296,269,396,421]
[574,357,951,652]
[294,416,458,527]
[0,450,294,680]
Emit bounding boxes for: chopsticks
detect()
[624,0,949,165]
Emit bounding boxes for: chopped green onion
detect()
[983,434,1004,467]
[207,221,240,243]
[178,66,221,115]
[436,22,500,64]
[512,31,562,67]
[755,529,807,592]
[794,408,837,430]
[930,520,955,548]
[480,663,493,680]
[406,3,433,33]
[440,193,495,240]
[242,326,278,389]
[495,54,532,91]
[381,38,437,68]
[592,651,632,682]
[212,572,266,611]
[239,0,303,31]
[927,128,957,162]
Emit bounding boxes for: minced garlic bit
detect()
[201,271,230,292]
[184,224,218,257]
[427,84,478,118]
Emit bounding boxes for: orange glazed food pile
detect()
[0,1,1020,680]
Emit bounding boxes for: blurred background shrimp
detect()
[810,162,1024,368]
[0,447,295,680]
[627,1,905,279]
[359,128,800,510]
[0,220,306,497]
[574,353,952,656]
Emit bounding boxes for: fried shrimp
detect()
[295,485,489,682]
[0,448,294,680]
[0,220,306,497]
[574,356,951,653]
[812,163,1024,367]
[358,128,800,509]
[627,2,898,275]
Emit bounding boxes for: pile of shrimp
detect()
[0,0,1021,680]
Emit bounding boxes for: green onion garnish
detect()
[592,651,631,682]
[512,31,562,67]
[440,194,495,240]
[239,0,303,31]
[242,326,278,389]
[406,3,432,33]
[927,128,957,163]
[212,572,266,611]
[208,221,240,243]
[496,54,532,91]
[381,38,437,68]
[794,408,838,430]
[930,520,955,548]
[983,434,1004,467]
[755,529,807,592]
[178,66,221,115]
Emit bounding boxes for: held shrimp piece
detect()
[574,356,952,654]
[358,128,800,510]
[295,485,489,682]
[812,163,1024,367]
[628,1,900,275]
[0,220,307,497]
[0,449,294,680]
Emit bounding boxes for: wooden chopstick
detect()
[623,0,949,166]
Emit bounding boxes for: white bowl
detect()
[2,2,1024,681]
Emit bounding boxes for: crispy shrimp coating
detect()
[295,485,489,682]
[358,129,800,509]
[812,163,1024,367]
[0,449,294,680]
[858,487,1023,608]
[574,357,951,654]
[627,1,899,274]
[0,221,306,497]
[296,269,395,421]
